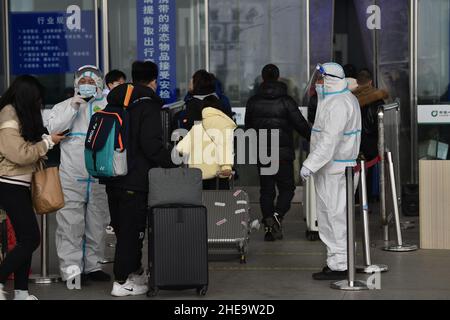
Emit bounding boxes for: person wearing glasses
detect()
[300,63,362,281]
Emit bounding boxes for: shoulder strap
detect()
[123,84,134,109]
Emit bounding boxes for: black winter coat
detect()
[101,84,174,192]
[245,81,311,162]
[360,99,384,160]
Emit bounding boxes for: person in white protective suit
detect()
[46,65,111,284]
[301,63,362,281]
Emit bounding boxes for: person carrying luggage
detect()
[103,61,174,297]
[245,64,311,242]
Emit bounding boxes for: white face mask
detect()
[79,84,97,98]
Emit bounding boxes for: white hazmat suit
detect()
[46,66,109,280]
[303,63,362,272]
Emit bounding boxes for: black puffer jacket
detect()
[101,84,174,192]
[245,81,311,162]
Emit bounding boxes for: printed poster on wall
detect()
[10,6,96,75]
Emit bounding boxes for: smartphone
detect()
[59,129,71,136]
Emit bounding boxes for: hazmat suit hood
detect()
[319,63,348,98]
[302,63,348,106]
[74,65,104,99]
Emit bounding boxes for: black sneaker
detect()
[312,267,348,281]
[86,270,111,282]
[272,213,284,240]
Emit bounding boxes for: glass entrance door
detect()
[208,0,309,190]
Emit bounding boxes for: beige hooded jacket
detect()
[0,105,48,177]
[177,107,237,180]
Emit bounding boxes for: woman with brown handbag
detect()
[0,75,65,300]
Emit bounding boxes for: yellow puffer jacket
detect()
[176,107,237,180]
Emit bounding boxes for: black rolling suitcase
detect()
[147,168,208,297]
[147,205,208,297]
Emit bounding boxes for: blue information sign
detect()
[10,8,96,75]
[137,0,177,103]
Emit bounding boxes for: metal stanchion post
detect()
[29,215,59,284]
[378,110,389,244]
[356,160,389,274]
[383,152,418,252]
[331,167,369,291]
[99,227,115,265]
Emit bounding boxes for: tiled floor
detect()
[4,201,447,300]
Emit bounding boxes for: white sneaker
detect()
[14,290,38,300]
[111,280,147,297]
[128,270,149,286]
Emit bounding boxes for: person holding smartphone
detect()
[46,65,111,285]
[0,75,65,300]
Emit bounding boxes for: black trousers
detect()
[0,183,41,290]
[259,162,296,223]
[106,186,147,282]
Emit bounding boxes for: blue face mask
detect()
[315,84,325,99]
[79,84,97,98]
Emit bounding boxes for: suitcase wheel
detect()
[197,286,208,297]
[147,287,159,298]
[306,230,320,242]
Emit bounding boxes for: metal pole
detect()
[94,0,100,68]
[99,230,115,265]
[204,0,210,71]
[378,110,389,243]
[373,0,379,87]
[306,0,310,79]
[356,161,388,274]
[410,0,419,184]
[383,152,418,252]
[361,161,371,265]
[4,0,11,87]
[29,215,59,284]
[331,168,368,291]
[101,0,110,74]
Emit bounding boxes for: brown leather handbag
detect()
[31,161,65,215]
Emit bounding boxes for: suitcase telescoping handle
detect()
[215,171,235,190]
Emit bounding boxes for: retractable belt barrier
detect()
[331,167,369,291]
[354,156,381,173]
